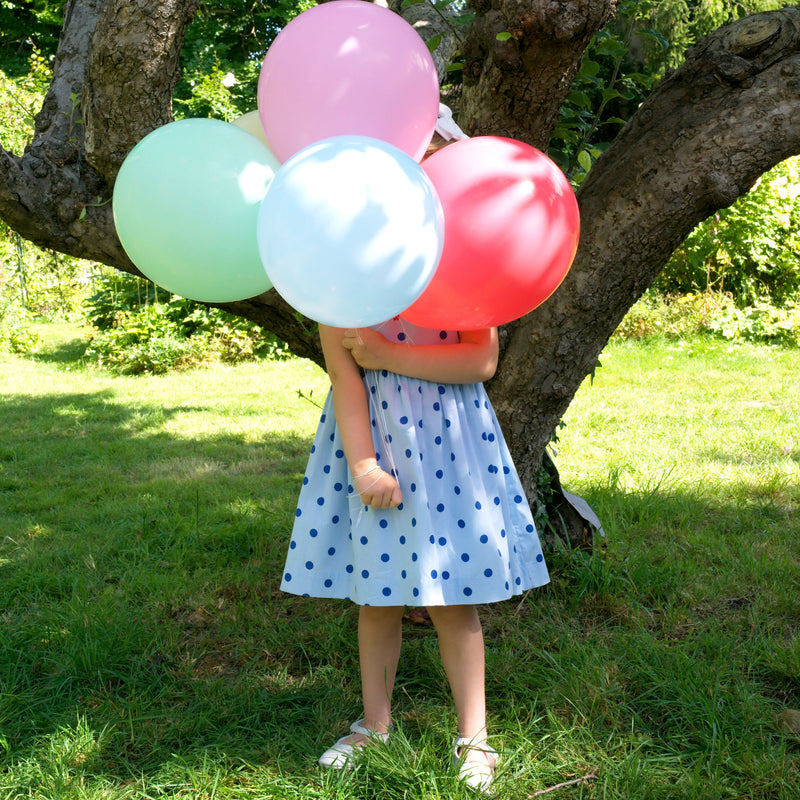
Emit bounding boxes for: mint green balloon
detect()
[113,119,277,302]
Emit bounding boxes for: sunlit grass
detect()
[0,324,798,798]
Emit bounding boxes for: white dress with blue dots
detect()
[281,318,549,606]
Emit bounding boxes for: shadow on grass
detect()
[0,383,341,779]
[1,382,798,793]
[31,337,90,366]
[30,323,91,366]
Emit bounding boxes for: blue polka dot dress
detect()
[281,318,549,606]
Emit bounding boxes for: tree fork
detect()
[488,8,800,548]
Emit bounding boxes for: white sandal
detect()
[453,736,498,793]
[318,719,390,769]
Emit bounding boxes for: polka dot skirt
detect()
[281,320,549,606]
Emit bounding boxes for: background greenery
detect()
[1,6,797,797]
[2,0,798,363]
[0,323,797,799]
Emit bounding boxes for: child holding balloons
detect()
[281,104,550,798]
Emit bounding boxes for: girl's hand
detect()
[342,328,391,371]
[353,465,403,509]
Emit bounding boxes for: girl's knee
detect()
[359,605,405,624]
[426,604,480,630]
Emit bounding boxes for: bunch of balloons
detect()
[113,0,580,329]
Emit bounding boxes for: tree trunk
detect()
[461,0,618,148]
[488,9,800,546]
[2,2,800,548]
[0,0,197,265]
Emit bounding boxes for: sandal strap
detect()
[453,737,497,757]
[350,719,390,742]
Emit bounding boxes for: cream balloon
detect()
[232,111,281,170]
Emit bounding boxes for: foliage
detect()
[551,0,788,182]
[83,305,210,374]
[0,0,62,77]
[174,58,261,121]
[550,0,666,181]
[658,156,800,306]
[1,218,106,327]
[1,63,100,341]
[641,0,788,74]
[0,294,38,353]
[706,298,800,346]
[174,0,314,120]
[615,290,800,346]
[82,273,168,331]
[82,273,289,374]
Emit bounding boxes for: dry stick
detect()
[529,766,600,797]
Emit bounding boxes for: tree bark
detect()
[83,0,198,183]
[2,2,800,548]
[461,0,618,148]
[488,7,800,548]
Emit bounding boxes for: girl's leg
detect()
[358,604,405,734]
[319,605,405,766]
[426,604,494,767]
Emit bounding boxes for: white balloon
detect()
[257,135,444,327]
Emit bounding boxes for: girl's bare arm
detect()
[342,326,499,384]
[320,325,402,509]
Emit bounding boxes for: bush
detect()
[658,157,800,305]
[82,274,164,331]
[615,290,800,347]
[82,274,289,374]
[706,298,800,347]
[0,296,38,354]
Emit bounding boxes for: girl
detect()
[280,109,550,792]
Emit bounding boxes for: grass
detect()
[1,323,798,799]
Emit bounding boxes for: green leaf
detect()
[577,149,594,173]
[593,38,628,58]
[496,32,513,42]
[426,33,442,53]
[638,28,670,52]
[578,59,601,78]
[571,171,587,186]
[601,88,626,102]
[568,90,592,109]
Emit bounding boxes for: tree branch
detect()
[489,8,800,505]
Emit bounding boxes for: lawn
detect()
[0,324,798,799]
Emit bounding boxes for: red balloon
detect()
[401,137,580,329]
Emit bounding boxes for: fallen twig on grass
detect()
[529,765,600,797]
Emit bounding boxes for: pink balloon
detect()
[402,137,581,330]
[257,0,439,163]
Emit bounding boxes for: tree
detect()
[2,0,799,547]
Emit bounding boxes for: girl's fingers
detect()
[356,469,401,509]
[391,484,403,506]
